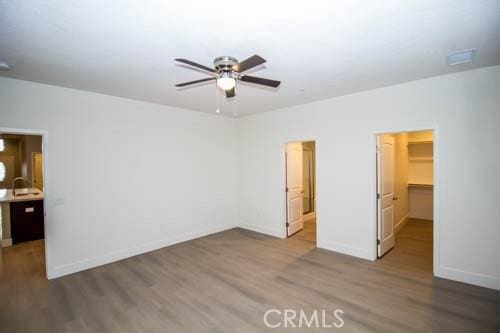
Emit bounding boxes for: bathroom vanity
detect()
[0,189,44,246]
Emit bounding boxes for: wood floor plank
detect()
[0,219,499,332]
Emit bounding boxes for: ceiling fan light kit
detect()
[217,72,236,90]
[174,54,281,101]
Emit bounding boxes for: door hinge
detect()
[286,187,289,192]
[286,223,290,227]
[377,193,380,199]
[377,239,380,245]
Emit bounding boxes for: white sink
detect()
[13,188,39,196]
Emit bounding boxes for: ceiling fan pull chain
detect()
[215,80,220,114]
[233,81,237,117]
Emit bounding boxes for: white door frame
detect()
[0,127,52,279]
[371,126,439,276]
[282,139,318,241]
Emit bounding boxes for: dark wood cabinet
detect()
[10,200,44,244]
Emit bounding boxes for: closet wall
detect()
[408,131,433,220]
[302,141,316,217]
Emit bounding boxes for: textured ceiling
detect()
[1,0,499,116]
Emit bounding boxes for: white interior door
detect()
[377,135,395,257]
[286,142,303,236]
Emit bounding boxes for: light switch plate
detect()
[53,197,65,206]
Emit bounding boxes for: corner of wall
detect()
[435,266,500,291]
[317,239,374,261]
[238,222,286,239]
[48,221,237,279]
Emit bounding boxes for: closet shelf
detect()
[407,183,433,189]
[409,157,433,162]
[408,140,433,145]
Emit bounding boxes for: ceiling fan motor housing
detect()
[214,56,238,74]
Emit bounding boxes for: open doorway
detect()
[0,130,47,276]
[285,141,316,245]
[376,130,434,271]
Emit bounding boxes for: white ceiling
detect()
[1,1,499,116]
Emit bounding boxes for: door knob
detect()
[393,197,398,200]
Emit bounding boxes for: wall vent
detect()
[447,49,476,66]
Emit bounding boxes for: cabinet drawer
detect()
[10,200,44,217]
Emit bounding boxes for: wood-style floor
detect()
[290,218,316,243]
[1,220,499,332]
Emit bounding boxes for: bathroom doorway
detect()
[285,141,316,245]
[0,127,49,278]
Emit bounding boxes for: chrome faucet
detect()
[12,177,28,196]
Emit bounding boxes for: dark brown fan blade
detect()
[225,87,235,98]
[175,77,215,87]
[233,55,266,73]
[175,58,216,73]
[240,75,280,88]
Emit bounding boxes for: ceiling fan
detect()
[174,55,280,98]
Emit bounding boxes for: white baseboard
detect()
[394,214,409,233]
[239,223,285,239]
[435,265,500,290]
[49,223,236,279]
[1,238,12,247]
[317,239,373,261]
[303,212,316,222]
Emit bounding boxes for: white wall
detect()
[1,66,499,290]
[237,66,500,290]
[0,77,238,278]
